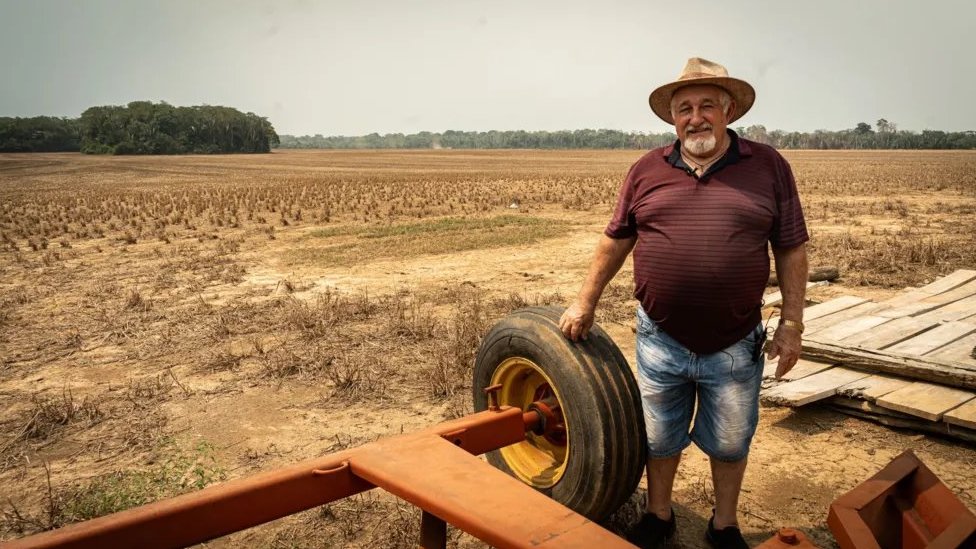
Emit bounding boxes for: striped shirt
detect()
[605,131,808,354]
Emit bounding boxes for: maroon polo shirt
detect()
[605,131,808,354]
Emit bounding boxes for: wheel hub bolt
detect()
[777,528,799,545]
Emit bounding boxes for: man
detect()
[559,57,808,548]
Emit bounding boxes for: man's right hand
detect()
[559,301,595,342]
[558,234,635,343]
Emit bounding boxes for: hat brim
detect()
[649,76,755,125]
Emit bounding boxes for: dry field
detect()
[1,149,975,547]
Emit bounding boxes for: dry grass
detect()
[3,150,972,291]
[2,389,104,450]
[1,149,975,546]
[294,215,573,267]
[267,492,429,548]
[787,150,976,287]
[1,441,224,536]
[0,151,620,254]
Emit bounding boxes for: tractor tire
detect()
[472,306,646,522]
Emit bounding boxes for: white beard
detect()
[684,133,717,156]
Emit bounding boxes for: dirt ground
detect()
[1,150,975,547]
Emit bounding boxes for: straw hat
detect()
[649,57,755,124]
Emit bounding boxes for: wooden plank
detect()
[944,399,976,430]
[763,280,828,308]
[805,301,885,336]
[879,300,950,319]
[828,398,976,444]
[878,279,976,318]
[920,278,976,303]
[875,381,976,421]
[829,395,925,420]
[800,339,976,390]
[885,321,976,356]
[761,367,870,407]
[876,290,929,310]
[762,358,835,381]
[836,374,911,402]
[777,358,836,381]
[809,315,892,342]
[927,333,976,363]
[914,269,976,296]
[870,270,976,312]
[802,296,869,321]
[915,294,976,323]
[839,316,939,349]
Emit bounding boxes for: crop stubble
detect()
[0,149,975,547]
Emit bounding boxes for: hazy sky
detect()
[1,0,973,136]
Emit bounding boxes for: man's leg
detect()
[646,455,681,519]
[710,457,747,528]
[689,322,765,530]
[634,307,694,525]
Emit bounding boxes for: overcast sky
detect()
[1,0,973,136]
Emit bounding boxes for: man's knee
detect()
[706,443,751,463]
[694,421,757,462]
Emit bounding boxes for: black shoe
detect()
[626,509,676,549]
[706,515,749,549]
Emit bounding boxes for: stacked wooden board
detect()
[760,269,976,443]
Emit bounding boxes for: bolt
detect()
[485,383,503,411]
[777,528,798,545]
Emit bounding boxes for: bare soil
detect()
[1,150,975,548]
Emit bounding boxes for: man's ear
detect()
[726,100,737,122]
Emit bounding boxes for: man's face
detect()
[670,84,734,157]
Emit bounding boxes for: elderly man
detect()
[559,58,808,548]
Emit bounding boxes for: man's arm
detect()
[768,242,808,377]
[559,235,637,341]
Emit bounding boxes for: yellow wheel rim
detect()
[491,357,569,488]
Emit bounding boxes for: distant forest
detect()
[279,120,976,150]
[0,102,278,154]
[2,112,973,153]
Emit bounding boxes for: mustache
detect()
[686,123,713,134]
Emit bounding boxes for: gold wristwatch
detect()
[779,319,805,334]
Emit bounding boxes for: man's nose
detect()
[689,109,705,125]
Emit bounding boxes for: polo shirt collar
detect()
[663,129,751,180]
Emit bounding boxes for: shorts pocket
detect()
[729,353,761,383]
[728,325,764,383]
[636,306,657,337]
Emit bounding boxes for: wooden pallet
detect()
[761,269,976,442]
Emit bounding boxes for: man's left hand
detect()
[766,324,802,378]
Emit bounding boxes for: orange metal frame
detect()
[755,528,820,549]
[828,449,976,549]
[7,404,634,549]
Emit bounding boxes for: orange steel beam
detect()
[8,407,533,549]
[828,449,976,549]
[349,433,633,548]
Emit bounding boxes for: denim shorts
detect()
[635,306,764,462]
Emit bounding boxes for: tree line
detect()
[0,102,279,154]
[278,129,678,150]
[3,113,973,152]
[735,119,975,150]
[0,116,80,152]
[279,120,975,150]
